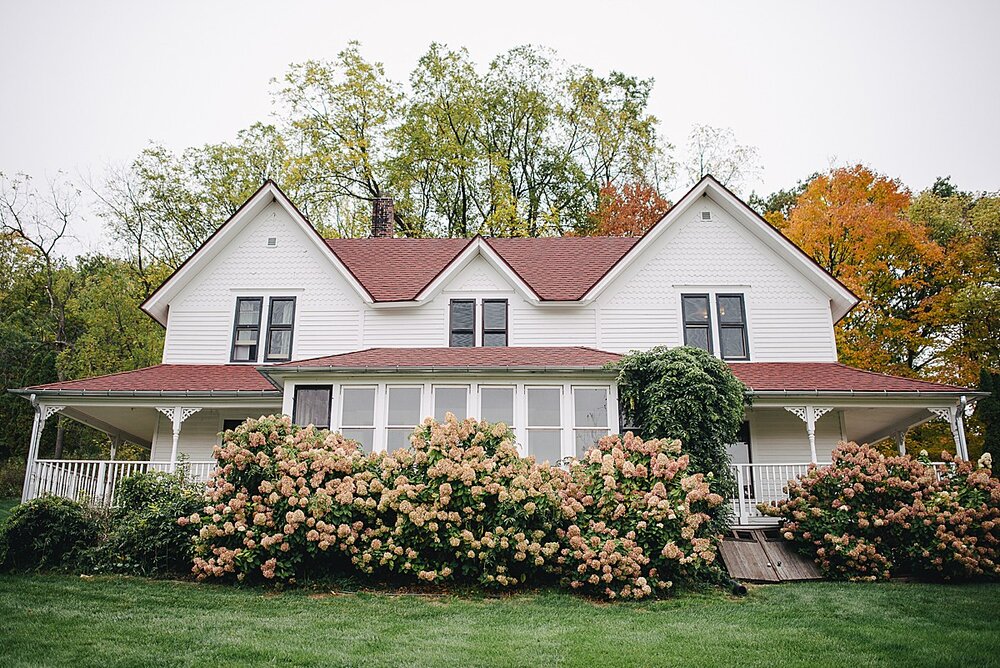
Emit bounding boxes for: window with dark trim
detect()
[482,299,508,347]
[293,385,332,429]
[716,294,749,360]
[222,419,244,432]
[449,299,475,347]
[230,297,263,362]
[681,294,712,352]
[264,297,296,362]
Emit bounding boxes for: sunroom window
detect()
[386,386,422,452]
[433,385,469,421]
[293,385,332,429]
[480,386,514,427]
[341,386,376,453]
[231,297,263,362]
[526,386,562,464]
[573,387,609,459]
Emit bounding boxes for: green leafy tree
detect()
[978,370,1000,459]
[614,346,747,522]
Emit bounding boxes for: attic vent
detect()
[266,237,277,248]
[701,211,712,221]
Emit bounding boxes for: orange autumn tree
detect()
[774,165,946,377]
[586,182,671,237]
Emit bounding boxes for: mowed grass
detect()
[0,498,18,522]
[0,575,998,668]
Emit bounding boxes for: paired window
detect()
[230,296,296,362]
[449,299,508,347]
[681,293,749,360]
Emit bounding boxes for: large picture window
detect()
[341,386,376,453]
[716,294,749,360]
[681,294,712,353]
[449,300,475,347]
[231,297,263,362]
[482,299,508,347]
[264,297,296,362]
[526,386,562,464]
[293,385,332,429]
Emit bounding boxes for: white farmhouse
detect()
[13,176,980,525]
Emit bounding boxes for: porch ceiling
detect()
[840,406,938,445]
[59,405,159,447]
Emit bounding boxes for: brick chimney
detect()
[371,195,395,238]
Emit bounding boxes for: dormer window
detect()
[230,297,263,362]
[681,292,750,360]
[450,298,508,347]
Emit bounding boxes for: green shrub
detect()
[763,442,1000,581]
[0,496,103,572]
[614,346,747,527]
[95,470,204,575]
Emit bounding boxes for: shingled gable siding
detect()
[158,196,838,364]
[594,198,838,361]
[162,201,363,364]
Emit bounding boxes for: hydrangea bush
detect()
[762,442,999,581]
[186,415,725,598]
[557,433,725,599]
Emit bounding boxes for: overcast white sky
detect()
[2,0,998,252]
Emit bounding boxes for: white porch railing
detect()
[24,459,217,506]
[730,462,823,525]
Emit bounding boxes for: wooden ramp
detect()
[720,529,823,582]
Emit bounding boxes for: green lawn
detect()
[0,575,997,667]
[0,497,17,522]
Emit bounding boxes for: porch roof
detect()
[728,362,976,396]
[18,364,280,397]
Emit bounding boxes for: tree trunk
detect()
[53,419,65,460]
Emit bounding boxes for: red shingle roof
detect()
[26,365,278,393]
[324,236,639,302]
[728,362,970,393]
[275,346,622,370]
[20,357,971,395]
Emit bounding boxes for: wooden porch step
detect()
[719,528,823,582]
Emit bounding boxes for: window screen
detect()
[449,300,475,347]
[573,387,609,459]
[434,386,469,421]
[480,386,514,426]
[482,299,508,347]
[341,386,376,453]
[526,387,562,464]
[386,386,422,451]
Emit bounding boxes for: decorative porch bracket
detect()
[22,402,66,502]
[927,406,968,460]
[156,406,202,471]
[784,406,834,463]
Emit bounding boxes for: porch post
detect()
[894,431,907,456]
[784,406,833,464]
[21,401,66,503]
[109,434,121,460]
[156,406,202,472]
[928,406,966,460]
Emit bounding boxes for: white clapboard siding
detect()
[748,408,844,464]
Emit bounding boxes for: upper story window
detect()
[681,292,750,360]
[450,298,508,347]
[264,297,296,362]
[681,294,713,353]
[231,296,296,363]
[716,294,749,360]
[449,299,475,347]
[231,297,263,362]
